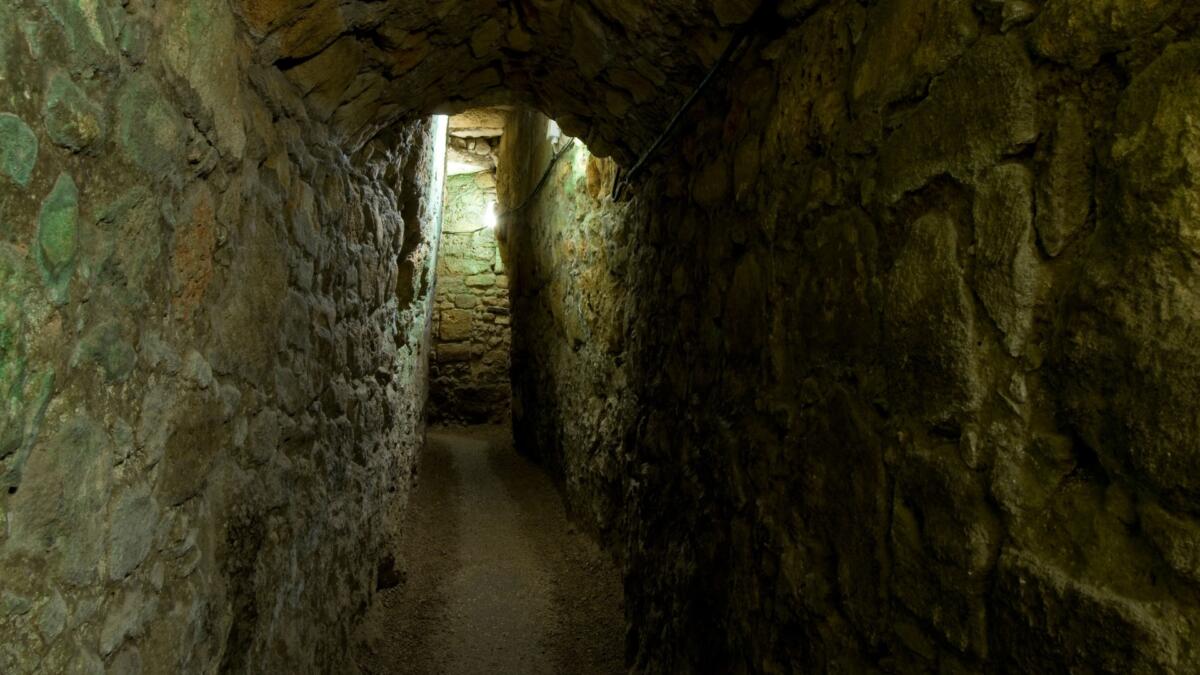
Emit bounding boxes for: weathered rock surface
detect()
[876,36,1038,202]
[885,211,982,421]
[501,4,1200,674]
[0,2,442,673]
[0,0,1197,673]
[852,0,979,112]
[43,74,106,153]
[1059,42,1200,512]
[973,163,1041,356]
[1031,0,1182,68]
[0,114,38,187]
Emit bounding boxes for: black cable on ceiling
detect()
[500,135,579,220]
[610,4,771,201]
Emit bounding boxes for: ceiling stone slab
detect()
[449,107,512,138]
[241,0,756,160]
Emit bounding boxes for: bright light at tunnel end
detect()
[483,200,498,229]
[431,114,449,236]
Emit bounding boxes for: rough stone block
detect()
[437,343,472,363]
[1030,0,1181,69]
[37,173,79,301]
[1141,502,1200,585]
[973,163,1040,356]
[884,211,982,421]
[1058,43,1200,510]
[40,0,118,71]
[440,309,473,342]
[117,73,185,174]
[852,0,979,111]
[992,548,1189,672]
[1111,42,1200,251]
[0,113,38,186]
[107,485,158,580]
[876,36,1037,202]
[453,294,479,309]
[44,73,107,152]
[1036,101,1091,257]
[451,259,491,275]
[7,415,110,585]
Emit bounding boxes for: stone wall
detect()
[0,2,442,673]
[430,172,511,425]
[498,113,630,538]
[502,3,1200,673]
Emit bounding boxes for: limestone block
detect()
[1141,502,1200,585]
[440,309,473,342]
[109,648,143,675]
[973,163,1040,356]
[268,0,345,61]
[37,173,79,301]
[993,548,1190,671]
[100,589,155,655]
[692,158,729,207]
[0,113,38,186]
[437,343,472,363]
[1058,43,1200,511]
[712,0,758,26]
[171,184,218,320]
[453,294,479,309]
[1111,42,1200,251]
[852,0,979,112]
[989,428,1076,517]
[284,37,363,121]
[570,4,610,79]
[117,73,185,175]
[7,415,111,585]
[72,321,136,383]
[35,590,67,641]
[732,135,760,203]
[892,445,997,655]
[453,259,492,276]
[44,73,106,152]
[797,209,878,361]
[107,485,159,580]
[884,211,981,421]
[39,0,118,71]
[155,394,225,506]
[876,37,1037,202]
[233,0,306,34]
[722,254,766,356]
[1036,101,1092,257]
[1031,0,1181,69]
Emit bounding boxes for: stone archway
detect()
[233,0,765,158]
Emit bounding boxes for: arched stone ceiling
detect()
[231,0,773,160]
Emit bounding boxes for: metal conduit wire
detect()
[500,136,579,221]
[610,3,770,202]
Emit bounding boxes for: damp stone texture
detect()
[0,0,1198,673]
[430,172,511,425]
[0,2,442,673]
[500,4,1200,673]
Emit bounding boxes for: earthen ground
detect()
[353,426,624,675]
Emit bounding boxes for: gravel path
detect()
[353,426,625,675]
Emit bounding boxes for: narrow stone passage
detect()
[353,426,624,675]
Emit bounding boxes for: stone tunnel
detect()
[1,0,1200,672]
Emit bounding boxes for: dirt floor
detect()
[352,425,625,675]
